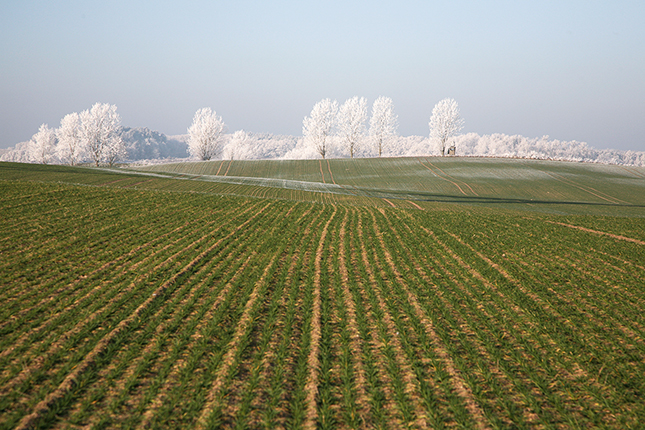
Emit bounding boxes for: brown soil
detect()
[545,221,645,245]
[303,206,337,430]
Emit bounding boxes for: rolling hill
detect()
[130,156,645,217]
[1,158,644,428]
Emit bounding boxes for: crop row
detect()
[2,177,644,428]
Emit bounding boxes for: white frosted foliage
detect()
[80,103,124,167]
[56,112,83,165]
[223,130,252,160]
[303,99,338,159]
[429,98,464,156]
[30,124,57,164]
[187,108,226,161]
[369,96,398,157]
[103,131,127,167]
[2,98,644,167]
[337,96,367,158]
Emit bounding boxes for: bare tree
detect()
[30,123,57,164]
[303,99,338,159]
[80,103,123,166]
[56,112,83,165]
[337,96,367,158]
[187,108,226,160]
[369,96,398,157]
[429,98,464,156]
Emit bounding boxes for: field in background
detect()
[3,157,643,216]
[134,157,645,217]
[1,159,645,428]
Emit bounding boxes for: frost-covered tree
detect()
[303,99,338,159]
[80,103,123,167]
[56,112,83,165]
[30,124,57,164]
[429,98,464,156]
[224,130,251,160]
[0,141,31,163]
[103,133,127,167]
[337,97,367,158]
[369,96,398,157]
[187,108,226,160]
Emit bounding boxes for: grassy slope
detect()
[1,160,645,428]
[3,157,643,216]
[134,157,645,217]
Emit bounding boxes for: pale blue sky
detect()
[1,0,644,151]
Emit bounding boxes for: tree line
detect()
[12,98,644,167]
[24,103,125,166]
[6,98,463,165]
[187,97,463,161]
[301,97,464,158]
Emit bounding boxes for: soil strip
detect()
[326,159,336,185]
[194,253,280,429]
[303,206,337,430]
[372,209,488,430]
[15,203,272,430]
[426,160,479,196]
[337,209,371,422]
[545,221,645,245]
[215,160,225,176]
[406,200,423,210]
[418,159,468,196]
[223,160,233,177]
[381,198,396,208]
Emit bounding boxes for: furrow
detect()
[223,160,233,176]
[326,159,336,185]
[348,219,405,429]
[235,205,325,429]
[199,207,321,428]
[263,207,326,429]
[355,209,428,428]
[13,202,273,430]
[368,209,485,430]
[547,171,629,205]
[60,215,270,428]
[0,202,258,379]
[0,207,215,339]
[215,160,226,176]
[545,221,645,245]
[302,205,337,430]
[383,209,543,427]
[403,214,589,424]
[193,253,280,429]
[418,158,467,196]
[423,226,614,423]
[335,208,371,424]
[133,251,256,429]
[426,159,479,196]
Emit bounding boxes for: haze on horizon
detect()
[1,0,644,152]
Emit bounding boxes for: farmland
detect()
[134,157,645,217]
[1,158,645,429]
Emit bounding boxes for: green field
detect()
[132,157,645,217]
[1,158,645,429]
